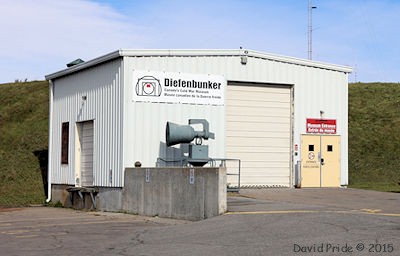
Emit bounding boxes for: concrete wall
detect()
[51,184,71,207]
[96,187,122,212]
[122,167,227,220]
[51,167,227,220]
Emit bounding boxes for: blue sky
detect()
[1,0,399,83]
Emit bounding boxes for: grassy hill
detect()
[0,81,399,206]
[0,81,49,206]
[348,82,400,191]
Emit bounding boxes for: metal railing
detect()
[209,158,241,192]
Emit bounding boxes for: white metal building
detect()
[45,49,352,206]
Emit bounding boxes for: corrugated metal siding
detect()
[50,58,123,187]
[49,51,349,188]
[123,58,227,169]
[124,55,348,186]
[292,68,349,185]
[123,95,225,168]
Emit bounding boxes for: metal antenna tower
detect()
[308,0,317,60]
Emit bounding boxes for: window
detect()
[327,145,333,152]
[308,145,314,151]
[61,122,69,164]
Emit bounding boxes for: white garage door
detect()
[226,82,292,187]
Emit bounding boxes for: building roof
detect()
[45,49,353,80]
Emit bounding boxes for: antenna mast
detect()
[308,0,317,60]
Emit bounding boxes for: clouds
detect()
[0,0,399,83]
[2,0,146,55]
[0,0,145,82]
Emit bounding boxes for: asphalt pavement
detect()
[1,188,400,256]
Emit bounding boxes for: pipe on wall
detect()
[46,80,54,203]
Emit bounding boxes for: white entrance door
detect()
[78,121,94,187]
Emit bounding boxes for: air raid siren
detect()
[166,119,215,166]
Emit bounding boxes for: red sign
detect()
[306,118,337,134]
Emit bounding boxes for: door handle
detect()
[321,158,325,165]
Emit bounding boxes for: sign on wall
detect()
[306,118,337,134]
[133,70,226,105]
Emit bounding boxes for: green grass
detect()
[349,182,400,193]
[0,81,399,206]
[0,80,49,206]
[348,82,400,191]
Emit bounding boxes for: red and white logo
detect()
[136,76,162,97]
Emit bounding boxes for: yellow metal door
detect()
[301,135,321,187]
[321,136,341,187]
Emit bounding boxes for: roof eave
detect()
[247,50,353,73]
[118,49,352,73]
[45,50,123,80]
[45,49,352,80]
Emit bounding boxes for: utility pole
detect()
[308,0,317,60]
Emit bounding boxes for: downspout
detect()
[46,80,54,203]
